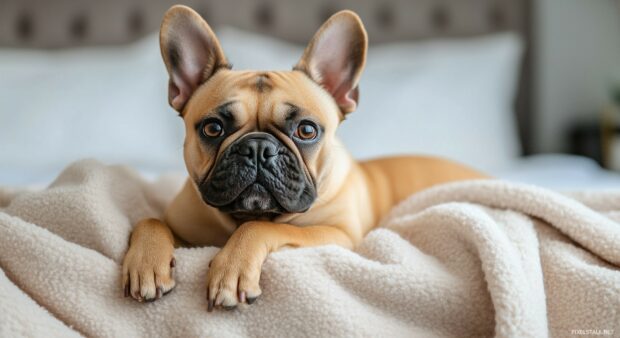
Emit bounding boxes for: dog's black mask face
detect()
[199,132,317,221]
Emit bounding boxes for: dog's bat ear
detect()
[295,10,367,115]
[160,5,229,114]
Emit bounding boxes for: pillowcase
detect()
[343,34,523,171]
[0,34,185,185]
[217,27,523,171]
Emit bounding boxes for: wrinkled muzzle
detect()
[199,132,316,220]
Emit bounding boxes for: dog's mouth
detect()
[198,132,316,220]
[217,183,284,221]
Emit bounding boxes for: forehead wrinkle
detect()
[255,73,273,93]
[236,72,274,93]
[268,71,296,88]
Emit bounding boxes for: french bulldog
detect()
[121,5,485,311]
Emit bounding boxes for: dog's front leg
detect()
[122,218,176,302]
[206,221,354,311]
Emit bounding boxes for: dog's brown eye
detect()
[295,122,318,140]
[203,121,223,137]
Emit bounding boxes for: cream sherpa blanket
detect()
[0,160,619,338]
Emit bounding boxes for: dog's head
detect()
[160,6,367,221]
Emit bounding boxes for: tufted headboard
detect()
[0,0,533,154]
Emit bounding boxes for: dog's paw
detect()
[121,241,176,302]
[206,247,264,311]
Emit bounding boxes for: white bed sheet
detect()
[493,154,620,190]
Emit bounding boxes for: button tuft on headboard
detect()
[15,11,34,41]
[255,3,274,28]
[488,5,506,29]
[70,14,88,40]
[376,5,395,30]
[128,10,144,36]
[431,5,450,31]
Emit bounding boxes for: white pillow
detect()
[0,34,185,184]
[0,27,522,186]
[346,34,523,171]
[217,27,523,171]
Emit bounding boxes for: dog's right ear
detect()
[160,5,228,114]
[294,10,367,116]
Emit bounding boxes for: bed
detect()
[1,1,619,337]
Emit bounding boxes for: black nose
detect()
[235,135,279,164]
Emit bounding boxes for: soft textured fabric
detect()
[0,159,618,337]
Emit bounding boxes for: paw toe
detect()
[238,272,262,304]
[123,256,176,303]
[140,272,157,300]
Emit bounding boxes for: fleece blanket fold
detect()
[0,159,618,338]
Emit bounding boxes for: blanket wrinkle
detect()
[384,181,620,266]
[0,159,618,338]
[389,203,547,337]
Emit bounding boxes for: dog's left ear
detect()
[295,10,368,115]
[160,5,228,113]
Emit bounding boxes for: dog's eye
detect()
[203,121,224,138]
[295,121,318,141]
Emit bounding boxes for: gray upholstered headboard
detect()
[0,0,533,153]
